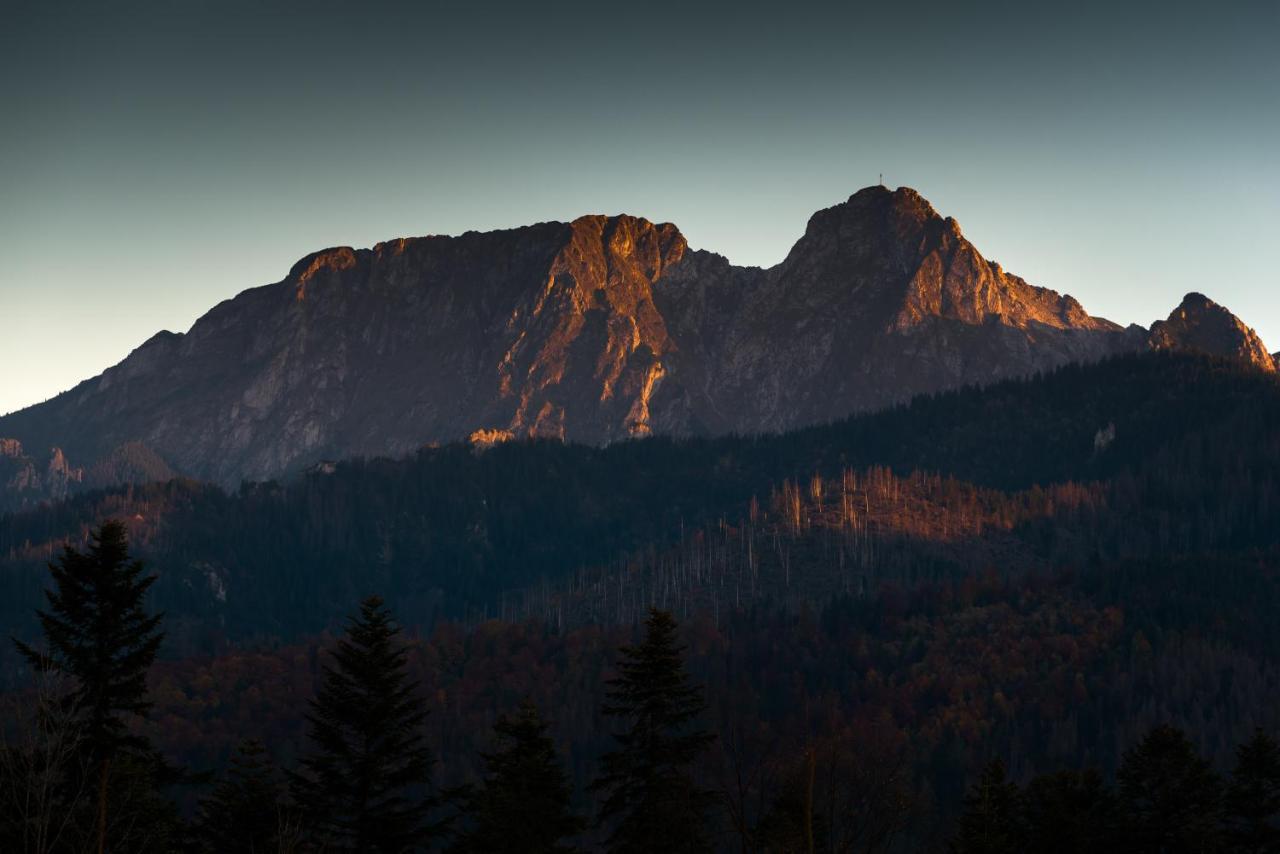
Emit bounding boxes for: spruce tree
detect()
[593,608,715,854]
[449,699,583,854]
[13,520,164,761]
[1224,729,1280,853]
[194,740,291,853]
[1117,724,1223,853]
[950,759,1021,854]
[291,595,436,853]
[11,519,167,853]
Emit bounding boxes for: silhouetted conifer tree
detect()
[593,608,715,853]
[11,519,170,853]
[1020,768,1119,853]
[1117,724,1223,853]
[449,699,583,854]
[194,739,293,853]
[1224,729,1280,853]
[950,759,1020,854]
[291,595,436,853]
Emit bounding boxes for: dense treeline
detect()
[3,352,1280,848]
[1,352,1278,655]
[4,524,1280,851]
[950,726,1280,853]
[131,561,1278,845]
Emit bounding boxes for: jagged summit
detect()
[0,187,1271,495]
[1149,292,1276,372]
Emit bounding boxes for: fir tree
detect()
[13,520,164,761]
[593,608,716,854]
[11,519,167,854]
[194,740,291,853]
[291,595,436,853]
[1117,724,1223,853]
[449,699,583,854]
[1224,729,1280,853]
[950,759,1021,854]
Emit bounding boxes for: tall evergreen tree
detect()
[593,608,716,854]
[194,740,292,853]
[449,699,583,854]
[1224,729,1280,853]
[291,595,436,853]
[950,759,1020,854]
[13,520,164,761]
[11,519,167,854]
[1117,724,1223,853]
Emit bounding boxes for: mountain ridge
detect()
[0,186,1271,502]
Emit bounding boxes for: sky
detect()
[1,0,1277,416]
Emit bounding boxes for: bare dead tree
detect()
[0,671,93,854]
[715,721,785,854]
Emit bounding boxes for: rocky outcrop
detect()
[0,186,1271,489]
[1148,293,1276,372]
[0,439,83,512]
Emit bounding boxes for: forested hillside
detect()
[2,351,1276,648]
[3,351,1280,849]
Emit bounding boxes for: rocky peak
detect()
[772,186,1121,335]
[0,186,1266,491]
[1148,293,1276,372]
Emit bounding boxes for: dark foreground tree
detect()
[754,749,828,854]
[449,699,583,854]
[194,739,297,853]
[0,672,91,854]
[1020,768,1119,853]
[10,519,171,853]
[1117,724,1223,853]
[593,608,716,853]
[1224,729,1280,853]
[950,759,1020,854]
[291,595,436,853]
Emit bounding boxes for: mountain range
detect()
[3,184,1280,847]
[1,185,1274,508]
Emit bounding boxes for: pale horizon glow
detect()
[2,1,1277,417]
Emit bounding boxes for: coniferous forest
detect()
[4,352,1280,851]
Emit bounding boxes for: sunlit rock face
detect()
[0,438,83,509]
[1148,292,1277,372]
[0,216,687,485]
[0,186,1270,487]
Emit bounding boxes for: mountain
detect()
[1149,292,1277,372]
[0,186,1269,493]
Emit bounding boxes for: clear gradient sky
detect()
[2,0,1277,416]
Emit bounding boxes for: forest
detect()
[3,351,1280,850]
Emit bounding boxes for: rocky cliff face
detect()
[0,186,1271,489]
